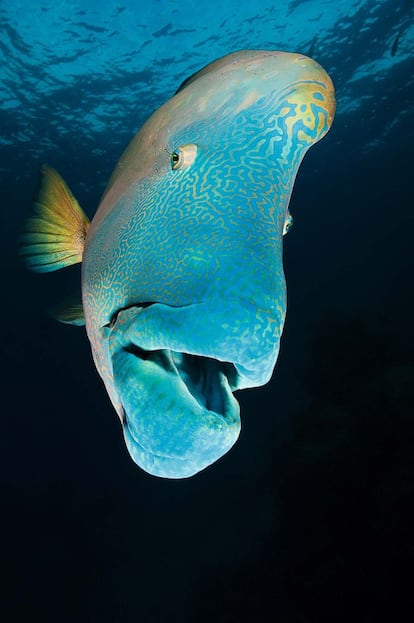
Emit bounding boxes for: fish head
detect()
[99,50,335,218]
[84,50,335,479]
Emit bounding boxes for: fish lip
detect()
[123,416,187,462]
[107,297,282,390]
[122,390,240,478]
[116,340,241,471]
[108,301,241,391]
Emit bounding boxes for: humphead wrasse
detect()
[21,50,335,479]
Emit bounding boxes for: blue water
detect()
[1,0,413,194]
[1,1,413,621]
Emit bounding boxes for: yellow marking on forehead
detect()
[284,82,335,141]
[279,106,291,117]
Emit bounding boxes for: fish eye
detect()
[171,151,180,167]
[170,143,198,171]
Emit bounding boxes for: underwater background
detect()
[1,0,413,621]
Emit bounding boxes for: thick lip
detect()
[106,297,283,392]
[121,347,238,456]
[112,337,241,477]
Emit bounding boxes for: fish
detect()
[21,50,336,479]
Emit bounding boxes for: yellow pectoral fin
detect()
[20,165,90,272]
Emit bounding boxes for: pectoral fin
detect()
[20,165,90,272]
[52,296,85,326]
[283,211,293,235]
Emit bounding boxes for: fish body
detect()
[22,50,335,478]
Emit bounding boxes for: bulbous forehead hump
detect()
[169,49,336,139]
[100,50,335,203]
[178,50,333,96]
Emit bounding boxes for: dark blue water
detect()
[1,1,413,621]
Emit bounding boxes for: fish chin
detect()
[111,346,241,478]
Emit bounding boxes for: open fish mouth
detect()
[105,295,283,478]
[123,346,239,416]
[110,332,241,479]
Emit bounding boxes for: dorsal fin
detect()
[175,54,228,94]
[20,165,90,273]
[175,69,202,94]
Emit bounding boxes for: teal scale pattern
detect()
[82,81,332,416]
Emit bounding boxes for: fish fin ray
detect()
[52,296,86,326]
[20,165,90,272]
